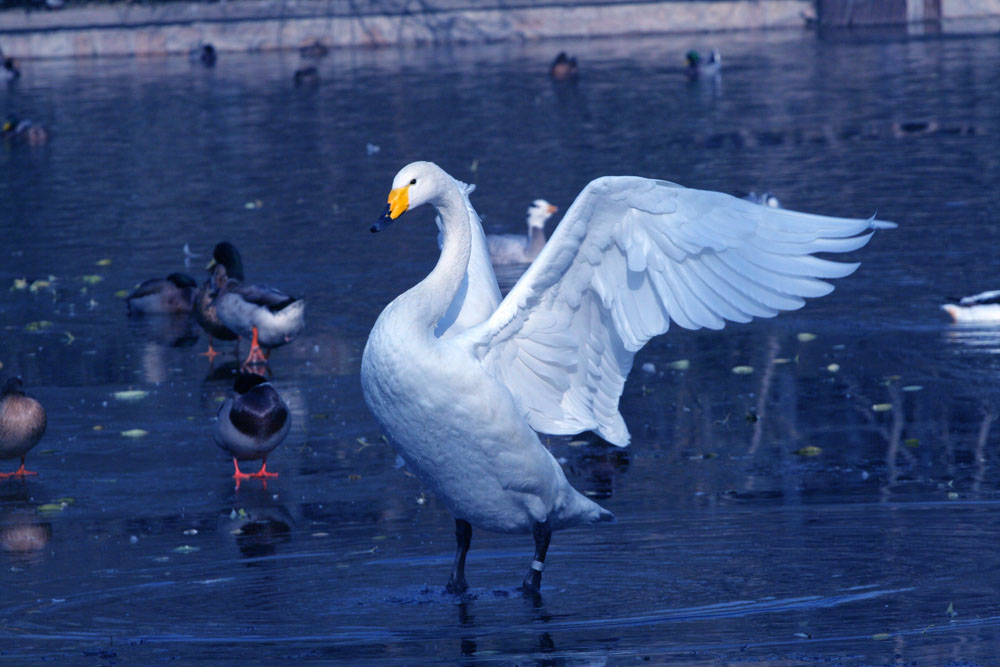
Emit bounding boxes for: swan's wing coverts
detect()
[464,176,892,446]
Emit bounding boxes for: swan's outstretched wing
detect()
[435,180,502,338]
[462,176,894,446]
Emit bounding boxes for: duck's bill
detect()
[371,204,394,233]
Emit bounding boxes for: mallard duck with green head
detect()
[214,373,290,488]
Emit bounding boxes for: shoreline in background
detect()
[0,0,998,59]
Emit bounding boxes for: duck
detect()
[293,65,320,87]
[2,115,48,146]
[941,290,1000,323]
[0,377,46,479]
[2,54,20,81]
[191,43,217,67]
[686,48,722,79]
[362,161,894,594]
[549,52,578,81]
[194,242,245,362]
[211,252,305,369]
[214,372,290,488]
[485,199,558,266]
[126,272,198,315]
[299,40,329,58]
[739,191,782,208]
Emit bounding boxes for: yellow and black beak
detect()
[371,185,410,233]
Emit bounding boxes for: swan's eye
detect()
[410,179,417,185]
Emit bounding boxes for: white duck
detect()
[486,199,559,265]
[942,291,1000,323]
[361,161,893,594]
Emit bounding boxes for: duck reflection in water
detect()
[219,487,293,560]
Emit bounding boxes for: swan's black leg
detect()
[521,520,551,594]
[446,519,472,594]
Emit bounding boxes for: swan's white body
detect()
[942,291,1000,323]
[486,200,558,265]
[362,161,893,584]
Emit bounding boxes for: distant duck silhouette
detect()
[191,43,217,67]
[214,373,290,488]
[2,115,48,146]
[299,40,329,58]
[739,191,782,208]
[549,52,579,81]
[2,54,20,81]
[686,49,721,79]
[0,377,46,479]
[294,65,320,87]
[126,273,198,315]
[942,290,1000,323]
[195,242,245,362]
[486,200,558,266]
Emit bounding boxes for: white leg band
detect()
[530,560,545,572]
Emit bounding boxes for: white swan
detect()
[486,200,559,265]
[361,161,894,593]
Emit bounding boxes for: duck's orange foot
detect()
[200,341,220,363]
[0,461,38,479]
[250,460,278,479]
[241,327,270,369]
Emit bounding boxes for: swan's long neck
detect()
[408,185,471,331]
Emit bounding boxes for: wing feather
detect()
[460,176,891,446]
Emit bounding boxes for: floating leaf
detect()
[29,280,51,292]
[37,503,67,512]
[797,332,817,342]
[113,390,149,401]
[826,363,840,373]
[12,278,28,290]
[53,497,75,505]
[81,275,103,285]
[668,359,690,371]
[114,289,129,298]
[796,446,822,457]
[731,365,754,375]
[567,439,589,447]
[904,437,920,448]
[947,491,959,500]
[946,602,957,618]
[871,403,893,412]
[872,633,891,641]
[183,528,198,536]
[173,545,200,554]
[902,385,923,392]
[24,321,53,333]
[773,357,792,364]
[92,424,104,431]
[63,331,75,345]
[121,429,149,438]
[96,258,112,266]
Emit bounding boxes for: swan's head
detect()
[527,200,558,230]
[372,161,448,233]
